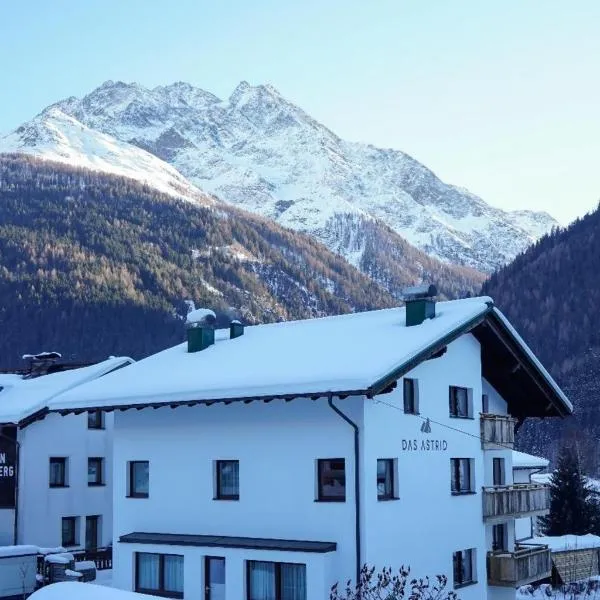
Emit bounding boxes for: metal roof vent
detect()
[185,309,216,353]
[402,284,437,327]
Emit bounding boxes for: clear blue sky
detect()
[1,0,599,224]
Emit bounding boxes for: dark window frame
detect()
[61,516,77,547]
[215,460,240,500]
[453,548,476,588]
[492,457,506,486]
[376,458,396,501]
[482,393,489,414]
[403,378,418,414]
[135,552,184,599]
[88,457,104,486]
[49,457,68,488]
[87,410,104,430]
[450,458,474,494]
[492,523,507,552]
[317,458,346,502]
[128,461,149,498]
[85,515,100,550]
[205,556,225,600]
[246,560,307,600]
[449,386,472,419]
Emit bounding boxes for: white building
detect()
[512,451,551,542]
[0,354,133,550]
[49,295,572,600]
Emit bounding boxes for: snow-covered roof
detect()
[47,297,572,417]
[0,545,39,558]
[30,582,162,599]
[512,450,550,470]
[530,534,600,552]
[0,357,134,424]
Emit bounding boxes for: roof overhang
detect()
[46,303,571,420]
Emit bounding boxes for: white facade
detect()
[0,357,132,549]
[48,297,571,600]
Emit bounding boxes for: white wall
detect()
[16,412,113,548]
[0,553,37,598]
[0,510,14,546]
[112,397,363,596]
[362,334,489,600]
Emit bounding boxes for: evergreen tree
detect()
[541,445,600,535]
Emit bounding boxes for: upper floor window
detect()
[88,457,104,486]
[492,457,506,486]
[403,378,418,414]
[450,458,474,494]
[453,548,476,588]
[247,561,306,600]
[49,457,67,487]
[449,386,472,418]
[492,523,507,552]
[482,393,489,414]
[87,410,104,429]
[377,459,396,500]
[61,516,78,547]
[215,460,240,500]
[317,458,346,502]
[135,552,184,599]
[128,461,149,498]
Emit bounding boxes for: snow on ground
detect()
[95,569,114,587]
[518,579,600,599]
[530,534,600,552]
[29,582,161,599]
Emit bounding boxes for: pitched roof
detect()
[512,450,550,469]
[47,297,572,418]
[0,357,134,424]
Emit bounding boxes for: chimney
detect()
[229,320,244,339]
[186,309,216,353]
[22,351,62,379]
[402,284,437,327]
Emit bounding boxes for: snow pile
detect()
[29,582,163,599]
[186,308,216,325]
[45,552,74,564]
[0,545,39,557]
[530,534,600,552]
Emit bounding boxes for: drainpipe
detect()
[0,431,20,545]
[327,394,361,588]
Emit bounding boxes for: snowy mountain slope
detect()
[39,79,558,272]
[0,106,210,204]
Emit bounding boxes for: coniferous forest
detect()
[0,155,480,370]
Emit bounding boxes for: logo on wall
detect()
[402,418,448,452]
[420,418,432,434]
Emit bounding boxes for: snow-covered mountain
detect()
[1,80,557,272]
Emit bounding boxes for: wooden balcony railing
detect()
[488,543,551,587]
[483,484,549,521]
[480,414,515,449]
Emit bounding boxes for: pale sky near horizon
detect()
[1,0,599,225]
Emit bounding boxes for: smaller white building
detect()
[0,354,133,550]
[512,451,550,542]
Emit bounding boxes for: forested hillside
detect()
[0,155,479,370]
[482,205,600,473]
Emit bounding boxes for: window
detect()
[61,516,78,547]
[128,461,149,498]
[215,460,239,500]
[377,459,396,500]
[449,386,473,418]
[49,457,67,487]
[247,561,306,600]
[450,458,474,494]
[482,394,489,414]
[453,548,476,588]
[317,459,346,502]
[87,410,104,429]
[403,378,418,414]
[88,457,104,486]
[492,458,505,486]
[492,523,507,552]
[135,552,184,599]
[86,515,100,550]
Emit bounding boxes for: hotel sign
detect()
[0,438,16,509]
[402,438,448,452]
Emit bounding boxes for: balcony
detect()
[480,414,515,449]
[487,543,551,587]
[483,484,549,521]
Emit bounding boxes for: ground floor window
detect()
[61,516,78,547]
[135,552,184,599]
[452,548,476,588]
[247,561,306,600]
[85,515,100,550]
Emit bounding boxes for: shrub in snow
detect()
[330,565,457,600]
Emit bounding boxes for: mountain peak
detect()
[228,81,284,108]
